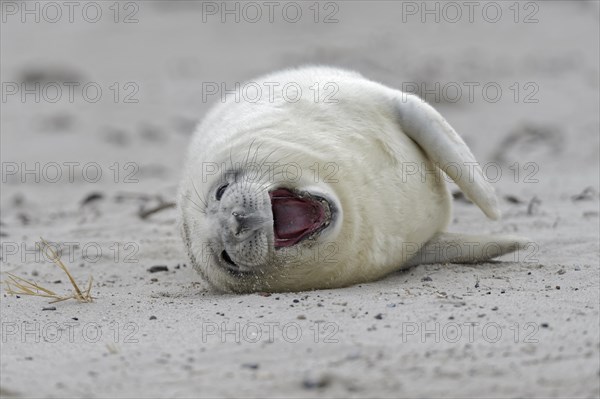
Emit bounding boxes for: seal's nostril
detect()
[221,250,237,267]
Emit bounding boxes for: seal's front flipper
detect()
[404,232,529,268]
[393,93,500,220]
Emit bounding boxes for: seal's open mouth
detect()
[270,189,330,248]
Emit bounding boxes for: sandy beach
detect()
[1,1,599,397]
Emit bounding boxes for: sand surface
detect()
[1,1,599,397]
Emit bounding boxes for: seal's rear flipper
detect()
[393,93,500,220]
[404,232,529,268]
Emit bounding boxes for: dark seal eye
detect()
[215,183,229,200]
[221,250,236,267]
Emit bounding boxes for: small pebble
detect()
[421,276,433,282]
[374,313,384,320]
[557,269,566,275]
[241,363,259,370]
[302,374,332,389]
[504,195,523,204]
[541,323,549,328]
[149,315,157,320]
[148,265,169,273]
[81,192,104,206]
[297,315,306,320]
[42,306,56,311]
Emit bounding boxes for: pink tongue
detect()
[270,189,325,248]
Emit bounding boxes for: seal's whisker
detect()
[243,140,266,191]
[188,172,210,207]
[240,142,274,192]
[246,151,289,191]
[249,140,266,166]
[256,147,281,171]
[228,147,236,181]
[238,139,255,192]
[182,194,206,215]
[260,167,286,187]
[248,166,286,194]
[243,138,258,168]
[189,178,208,212]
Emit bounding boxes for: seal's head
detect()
[180,155,344,292]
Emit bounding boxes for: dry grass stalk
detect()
[3,238,94,303]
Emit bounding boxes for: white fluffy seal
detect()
[179,66,527,293]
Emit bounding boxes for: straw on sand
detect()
[3,238,94,304]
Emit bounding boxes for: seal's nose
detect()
[231,211,269,238]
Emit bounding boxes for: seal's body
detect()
[179,67,526,293]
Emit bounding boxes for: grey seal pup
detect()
[178,66,528,293]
